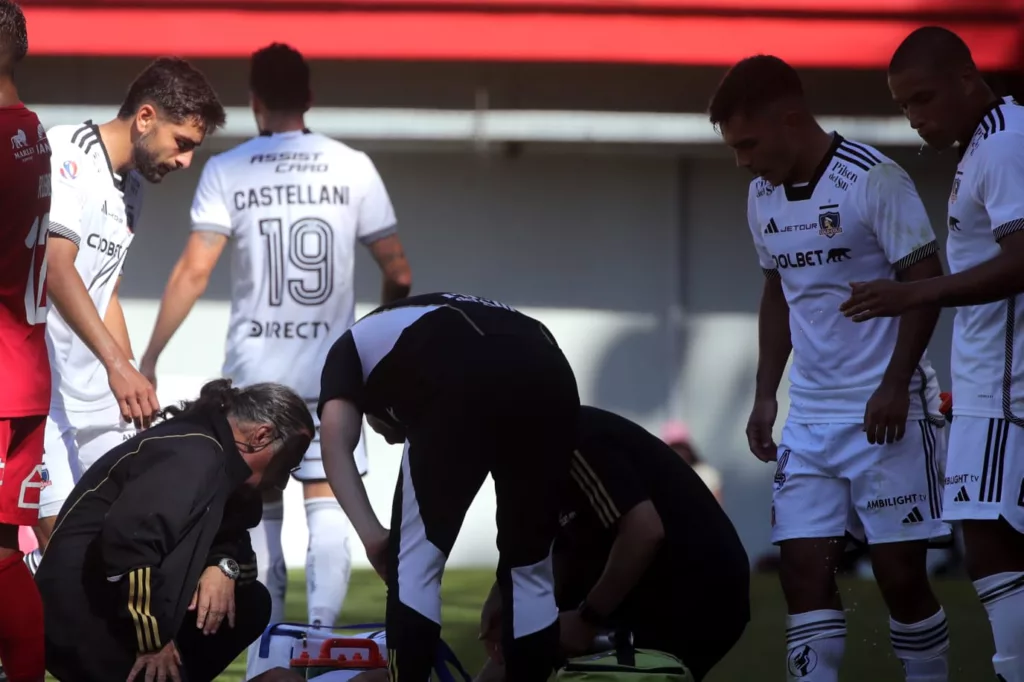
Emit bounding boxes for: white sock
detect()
[22,549,41,576]
[246,501,287,676]
[889,608,950,681]
[305,497,352,627]
[785,610,846,682]
[975,572,1024,682]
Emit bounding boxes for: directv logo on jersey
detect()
[248,320,332,339]
[867,493,925,510]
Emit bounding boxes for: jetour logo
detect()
[59,160,78,180]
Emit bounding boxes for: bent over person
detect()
[317,292,581,682]
[36,379,314,682]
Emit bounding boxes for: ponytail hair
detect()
[158,378,314,443]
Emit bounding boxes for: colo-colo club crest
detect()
[818,208,842,238]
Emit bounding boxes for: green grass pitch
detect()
[196,569,998,681]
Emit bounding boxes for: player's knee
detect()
[962,519,1024,580]
[236,581,273,641]
[870,543,936,617]
[779,539,843,609]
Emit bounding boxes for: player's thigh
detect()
[38,415,77,522]
[292,409,369,483]
[943,416,1024,533]
[771,421,850,544]
[845,419,949,544]
[74,407,135,475]
[0,415,47,528]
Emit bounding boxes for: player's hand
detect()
[864,380,910,444]
[840,280,923,322]
[364,528,390,583]
[558,610,599,658]
[126,641,181,682]
[479,585,503,662]
[108,358,160,430]
[188,565,235,635]
[746,396,779,462]
[138,354,158,391]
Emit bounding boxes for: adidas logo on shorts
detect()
[901,507,925,524]
[954,486,971,502]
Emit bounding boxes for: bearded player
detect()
[27,58,225,570]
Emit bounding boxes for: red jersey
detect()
[0,104,52,417]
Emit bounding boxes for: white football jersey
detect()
[190,130,397,402]
[747,134,942,423]
[946,96,1024,420]
[45,121,144,412]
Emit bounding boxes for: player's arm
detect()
[356,154,411,304]
[914,138,1024,307]
[569,447,663,619]
[868,164,944,387]
[46,155,155,425]
[104,279,134,360]
[140,160,230,380]
[318,332,386,545]
[100,440,221,654]
[367,234,412,305]
[748,191,791,400]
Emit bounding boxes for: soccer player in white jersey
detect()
[139,44,412,647]
[27,58,225,568]
[842,27,1024,682]
[710,55,952,682]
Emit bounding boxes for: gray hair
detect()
[158,378,314,443]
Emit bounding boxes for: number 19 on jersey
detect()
[259,217,335,307]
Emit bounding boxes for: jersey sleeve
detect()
[47,137,89,246]
[569,446,649,529]
[190,156,232,235]
[356,153,398,245]
[975,134,1024,241]
[317,330,368,416]
[99,438,223,654]
[864,162,939,270]
[747,183,778,279]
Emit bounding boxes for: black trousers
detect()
[386,336,580,682]
[46,581,271,682]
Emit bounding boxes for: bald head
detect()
[889,26,975,75]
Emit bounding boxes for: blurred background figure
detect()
[662,420,723,505]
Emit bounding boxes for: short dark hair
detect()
[888,26,975,74]
[0,0,27,70]
[158,378,314,447]
[117,57,226,134]
[708,55,804,127]
[250,43,311,113]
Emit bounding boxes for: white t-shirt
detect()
[747,134,942,423]
[45,121,144,412]
[190,130,397,401]
[946,96,1024,420]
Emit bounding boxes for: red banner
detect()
[19,4,1024,67]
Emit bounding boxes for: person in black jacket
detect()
[478,406,750,682]
[36,379,315,682]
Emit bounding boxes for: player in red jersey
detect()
[0,2,51,680]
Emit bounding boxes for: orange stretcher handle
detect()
[290,637,387,669]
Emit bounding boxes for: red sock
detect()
[0,552,44,681]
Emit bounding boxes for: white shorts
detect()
[39,402,135,519]
[772,419,949,545]
[943,416,1024,533]
[292,402,368,482]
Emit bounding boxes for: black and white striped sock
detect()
[890,607,950,682]
[785,609,846,682]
